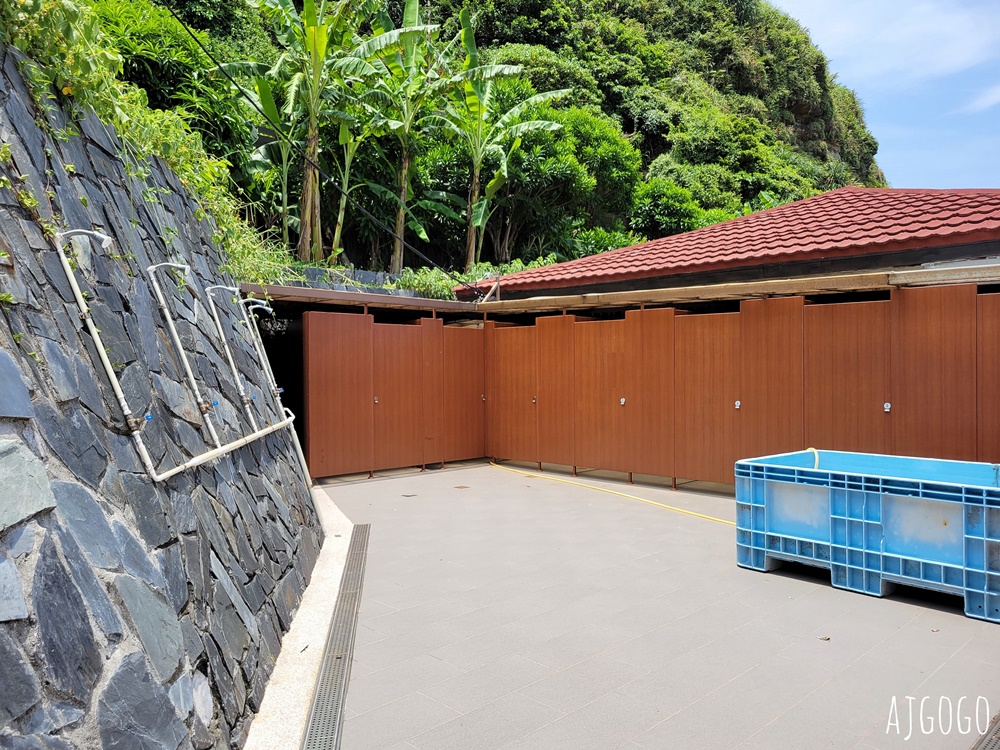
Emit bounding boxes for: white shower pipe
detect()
[240,298,280,397]
[283,406,312,487]
[147,262,222,449]
[205,285,259,432]
[150,412,296,483]
[55,229,160,475]
[55,230,306,483]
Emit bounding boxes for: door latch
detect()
[735,400,741,410]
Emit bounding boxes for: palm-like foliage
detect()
[252,77,300,249]
[425,9,567,271]
[237,0,435,262]
[247,0,381,261]
[363,0,445,273]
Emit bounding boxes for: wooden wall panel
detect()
[304,281,991,480]
[674,313,741,484]
[420,318,445,466]
[373,324,424,471]
[804,301,890,454]
[740,297,805,459]
[484,321,496,459]
[627,308,674,477]
[442,326,486,461]
[978,294,1000,462]
[891,285,977,460]
[303,312,373,478]
[536,316,576,466]
[491,326,538,461]
[575,320,629,472]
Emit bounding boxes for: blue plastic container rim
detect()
[736,449,1000,491]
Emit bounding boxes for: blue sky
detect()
[769,0,1000,188]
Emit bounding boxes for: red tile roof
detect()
[463,187,1000,297]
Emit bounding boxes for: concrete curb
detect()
[245,487,354,750]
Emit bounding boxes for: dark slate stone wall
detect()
[0,46,322,749]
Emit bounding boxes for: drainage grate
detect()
[972,711,1000,750]
[301,524,370,750]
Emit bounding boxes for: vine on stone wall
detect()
[0,0,290,285]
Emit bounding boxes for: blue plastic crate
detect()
[735,450,1000,623]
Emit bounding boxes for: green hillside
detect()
[1,0,884,285]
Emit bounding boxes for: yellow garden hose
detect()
[490,461,736,527]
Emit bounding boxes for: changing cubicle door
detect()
[674,312,741,484]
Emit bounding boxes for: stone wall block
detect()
[22,701,85,736]
[110,521,166,591]
[33,535,102,703]
[34,406,108,490]
[0,440,53,533]
[97,652,187,750]
[0,628,40,727]
[0,555,28,622]
[168,492,196,536]
[208,552,257,641]
[51,482,119,570]
[119,474,173,549]
[114,575,184,683]
[2,524,38,560]
[73,355,108,422]
[38,253,75,305]
[202,637,238,728]
[158,543,188,615]
[53,526,122,640]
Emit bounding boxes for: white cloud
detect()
[964,84,1000,113]
[768,0,1000,86]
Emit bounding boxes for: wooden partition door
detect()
[674,313,741,483]
[536,316,576,466]
[303,312,373,478]
[373,324,424,471]
[442,326,486,461]
[978,294,1000,462]
[491,326,538,461]
[740,297,805,459]
[804,301,891,454]
[484,321,496,459]
[575,319,633,473]
[890,285,977,460]
[627,308,674,477]
[420,318,445,466]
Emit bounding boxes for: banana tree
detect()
[253,77,299,249]
[329,116,378,256]
[332,13,440,263]
[241,0,435,263]
[363,0,446,273]
[426,9,567,270]
[249,0,385,262]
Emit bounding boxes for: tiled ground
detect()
[328,463,1000,750]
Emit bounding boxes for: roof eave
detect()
[483,237,1000,300]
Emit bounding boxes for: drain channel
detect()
[301,524,370,750]
[972,710,1000,750]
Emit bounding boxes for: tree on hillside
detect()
[252,76,300,249]
[364,0,445,273]
[426,9,566,270]
[250,0,382,262]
